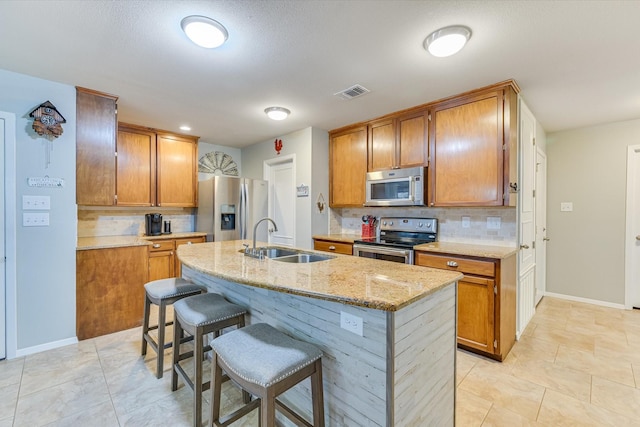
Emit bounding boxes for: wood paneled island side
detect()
[177,240,462,426]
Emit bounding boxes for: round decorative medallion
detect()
[198,151,238,176]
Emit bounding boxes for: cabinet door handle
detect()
[328,245,336,250]
[520,244,530,249]
[636,235,640,241]
[187,241,193,245]
[446,261,458,267]
[153,243,161,248]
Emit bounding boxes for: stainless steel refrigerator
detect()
[196,176,269,243]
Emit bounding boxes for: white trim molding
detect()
[545,292,626,311]
[15,337,79,358]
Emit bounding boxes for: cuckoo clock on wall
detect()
[29,101,66,138]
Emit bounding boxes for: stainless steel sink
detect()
[272,253,335,263]
[240,246,299,259]
[259,247,299,258]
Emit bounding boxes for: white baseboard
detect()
[543,292,626,310]
[14,336,79,358]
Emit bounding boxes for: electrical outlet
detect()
[560,202,573,212]
[340,311,363,336]
[486,217,501,230]
[461,216,471,228]
[23,212,49,226]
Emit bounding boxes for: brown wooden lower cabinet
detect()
[414,250,516,361]
[147,236,206,280]
[313,238,353,255]
[76,245,149,340]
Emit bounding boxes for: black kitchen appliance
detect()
[353,217,437,264]
[145,213,163,236]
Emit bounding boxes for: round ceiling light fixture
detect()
[264,107,291,121]
[181,15,228,48]
[424,25,471,57]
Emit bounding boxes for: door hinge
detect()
[532,241,536,249]
[503,144,507,151]
[533,137,536,146]
[494,284,497,295]
[494,340,498,349]
[114,194,118,203]
[533,189,536,198]
[428,113,431,121]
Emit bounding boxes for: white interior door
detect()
[265,156,295,247]
[0,115,6,359]
[625,145,640,309]
[535,149,547,305]
[517,100,536,336]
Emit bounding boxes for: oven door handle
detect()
[353,244,412,257]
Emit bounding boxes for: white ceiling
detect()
[1,1,639,148]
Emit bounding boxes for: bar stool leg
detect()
[210,352,223,426]
[311,359,325,427]
[156,300,167,379]
[194,324,204,427]
[261,388,276,427]
[171,315,181,392]
[141,293,151,356]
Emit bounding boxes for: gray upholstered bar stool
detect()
[141,277,206,378]
[172,292,248,427]
[209,323,325,427]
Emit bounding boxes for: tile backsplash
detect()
[330,207,517,246]
[77,207,195,237]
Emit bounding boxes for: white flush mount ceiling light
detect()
[264,107,291,121]
[181,15,228,48]
[424,25,472,57]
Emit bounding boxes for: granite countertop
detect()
[77,232,207,250]
[413,241,518,259]
[177,240,462,312]
[312,234,360,243]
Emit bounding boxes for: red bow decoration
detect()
[274,139,283,155]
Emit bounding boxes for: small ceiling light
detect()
[181,15,228,48]
[424,25,471,57]
[179,125,191,131]
[264,107,291,121]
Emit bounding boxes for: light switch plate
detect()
[561,202,573,212]
[461,216,471,228]
[23,212,49,226]
[22,195,50,210]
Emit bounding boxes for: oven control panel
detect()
[379,217,438,233]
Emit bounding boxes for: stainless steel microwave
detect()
[365,167,426,206]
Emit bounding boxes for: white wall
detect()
[546,118,640,304]
[197,141,242,181]
[241,127,329,249]
[0,69,77,353]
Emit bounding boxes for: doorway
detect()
[0,111,17,360]
[264,155,296,247]
[625,145,640,309]
[535,149,547,305]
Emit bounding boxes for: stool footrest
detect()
[215,399,260,427]
[276,399,314,427]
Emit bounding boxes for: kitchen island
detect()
[177,240,462,426]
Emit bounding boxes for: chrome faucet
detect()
[246,217,278,258]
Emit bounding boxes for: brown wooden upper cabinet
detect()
[428,83,517,206]
[76,87,119,206]
[329,125,367,207]
[116,123,198,207]
[368,110,428,171]
[428,82,518,207]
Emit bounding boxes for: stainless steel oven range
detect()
[352,217,438,264]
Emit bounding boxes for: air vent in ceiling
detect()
[334,84,370,100]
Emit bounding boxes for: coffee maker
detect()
[145,213,163,236]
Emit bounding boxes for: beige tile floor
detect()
[2,296,640,426]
